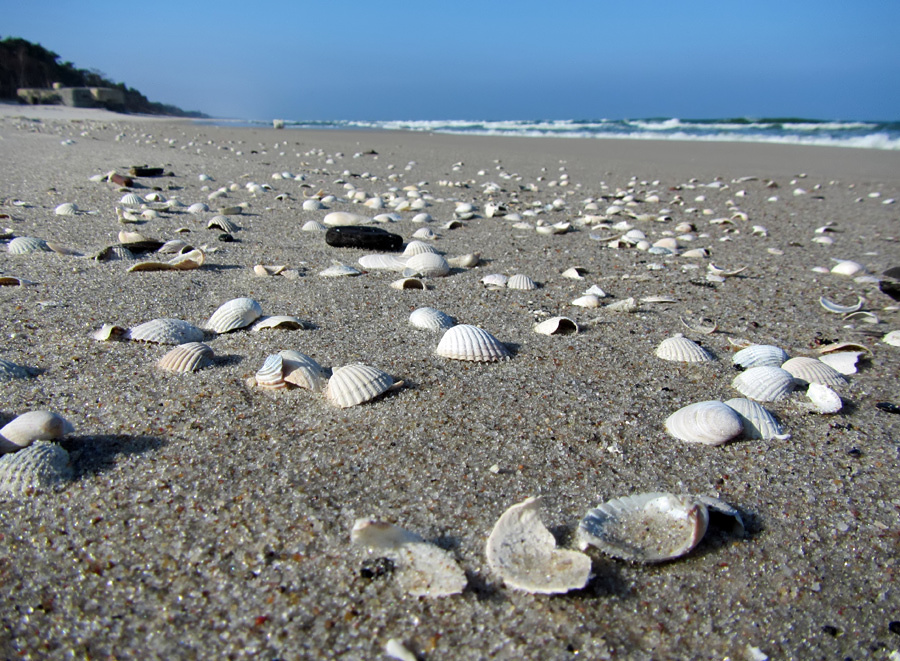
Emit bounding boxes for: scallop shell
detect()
[534,316,578,335]
[0,441,73,495]
[577,493,709,563]
[780,356,847,387]
[157,342,214,373]
[507,274,538,290]
[411,227,437,240]
[93,244,137,261]
[404,252,449,277]
[0,358,34,381]
[665,400,744,446]
[390,277,426,290]
[126,318,206,344]
[435,325,510,362]
[409,307,455,331]
[280,351,328,392]
[326,363,396,408]
[0,411,74,453]
[323,211,369,226]
[723,398,790,440]
[205,297,263,333]
[250,315,309,331]
[54,202,79,215]
[732,344,789,369]
[187,202,209,214]
[319,263,362,277]
[208,216,239,232]
[301,220,327,231]
[255,354,288,390]
[731,366,796,402]
[655,334,714,362]
[358,254,407,271]
[119,193,144,206]
[481,273,508,288]
[8,236,50,254]
[807,383,842,413]
[485,497,591,594]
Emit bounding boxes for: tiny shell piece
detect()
[507,274,538,290]
[0,441,73,495]
[807,383,843,413]
[732,344,789,369]
[724,398,790,440]
[280,351,328,392]
[205,297,263,333]
[158,342,214,373]
[326,363,396,408]
[409,307,455,331]
[485,497,591,594]
[655,334,714,362]
[577,493,710,563]
[780,356,847,387]
[731,366,796,402]
[534,316,578,335]
[126,318,206,345]
[0,411,74,454]
[435,325,510,362]
[664,400,744,446]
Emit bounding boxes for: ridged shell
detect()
[0,411,74,453]
[8,236,50,254]
[435,325,510,362]
[280,351,327,392]
[158,342,214,373]
[54,202,79,215]
[0,441,73,495]
[255,354,288,390]
[119,193,144,206]
[781,356,847,387]
[302,199,324,211]
[205,297,263,333]
[507,274,538,290]
[577,493,709,563]
[731,366,796,402]
[732,344,789,369]
[664,400,744,446]
[411,227,437,240]
[807,383,842,413]
[485,497,591,594]
[208,215,239,232]
[402,240,439,257]
[723,398,790,440]
[358,254,407,271]
[301,220,327,231]
[93,244,137,261]
[655,334,714,362]
[0,358,34,381]
[326,363,395,408]
[409,307,455,331]
[404,252,450,277]
[534,317,578,335]
[126,318,206,344]
[319,263,362,277]
[187,202,209,214]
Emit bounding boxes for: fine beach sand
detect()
[1,103,899,659]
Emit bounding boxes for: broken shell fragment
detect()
[0,411,74,454]
[806,383,843,413]
[817,351,863,376]
[819,296,864,314]
[390,277,426,290]
[409,307,455,331]
[126,318,206,344]
[435,324,510,362]
[0,441,73,495]
[485,497,591,594]
[319,263,362,277]
[830,260,865,277]
[280,351,328,392]
[254,354,288,390]
[446,252,480,268]
[326,363,397,408]
[205,297,263,333]
[664,400,744,446]
[481,273,508,289]
[250,315,309,331]
[127,249,205,271]
[534,316,578,335]
[655,334,714,362]
[731,366,796,402]
[723,398,790,440]
[572,294,601,308]
[158,342,214,373]
[781,356,847,387]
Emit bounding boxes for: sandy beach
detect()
[0,103,898,660]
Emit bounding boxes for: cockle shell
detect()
[208,216,239,232]
[126,318,206,344]
[0,411,74,454]
[351,519,467,597]
[732,344,789,369]
[655,334,714,362]
[485,497,592,594]
[404,252,450,277]
[301,220,327,231]
[731,366,796,402]
[157,342,214,373]
[0,441,73,495]
[0,358,34,381]
[507,274,538,290]
[723,398,790,440]
[54,202,79,216]
[119,193,144,206]
[409,307,455,331]
[390,277,426,290]
[577,492,709,563]
[326,363,397,408]
[205,297,263,333]
[435,325,510,362]
[302,199,324,211]
[806,383,842,413]
[358,254,407,271]
[250,316,309,331]
[280,351,328,392]
[319,263,362,277]
[534,316,578,335]
[187,202,209,214]
[780,356,847,387]
[481,273,508,288]
[665,400,744,446]
[255,354,288,390]
[8,236,50,254]
[411,227,437,240]
[323,211,369,226]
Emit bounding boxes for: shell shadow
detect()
[213,353,245,367]
[61,434,167,478]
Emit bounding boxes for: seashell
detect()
[481,273,508,288]
[54,202,78,215]
[319,263,362,277]
[390,277,426,290]
[584,285,607,297]
[819,296,863,314]
[351,519,467,597]
[326,363,397,408]
[723,398,790,440]
[250,315,309,331]
[679,316,717,334]
[254,354,288,390]
[807,383,842,414]
[358,254,407,271]
[8,236,50,254]
[534,316,578,335]
[577,492,709,563]
[279,351,328,392]
[655,334,714,362]
[205,297,263,333]
[485,497,591,594]
[681,248,709,258]
[781,356,847,387]
[302,199,324,211]
[404,252,450,277]
[0,441,73,495]
[411,227,437,240]
[129,247,205,272]
[843,310,879,324]
[0,411,74,454]
[158,342,214,373]
[126,318,206,344]
[882,330,900,347]
[157,239,190,254]
[207,216,239,232]
[0,358,34,381]
[561,267,588,280]
[187,202,209,214]
[445,252,480,268]
[817,351,863,376]
[119,193,144,206]
[411,212,432,223]
[409,307,455,331]
[436,325,510,362]
[732,344,789,369]
[664,400,744,446]
[92,323,128,341]
[507,274,538,290]
[816,341,870,355]
[301,220,327,231]
[323,211,368,226]
[731,366,796,402]
[402,240,439,257]
[605,297,638,312]
[831,260,865,277]
[572,294,601,308]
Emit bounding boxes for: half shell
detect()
[390,277,426,290]
[435,325,510,362]
[402,240,439,257]
[0,411,74,454]
[732,344,789,369]
[807,383,843,413]
[158,342,214,373]
[326,363,396,408]
[404,252,450,277]
[8,236,50,254]
[507,274,538,290]
[724,398,790,440]
[534,316,578,335]
[126,318,206,344]
[205,297,263,333]
[409,307,455,331]
[731,366,796,402]
[250,315,309,331]
[0,441,73,495]
[255,354,288,390]
[665,400,744,446]
[280,351,328,392]
[655,334,714,362]
[781,356,847,387]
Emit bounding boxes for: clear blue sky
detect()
[3,1,898,121]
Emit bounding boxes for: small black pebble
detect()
[822,625,839,637]
[218,233,235,242]
[889,621,900,635]
[875,402,900,414]
[360,557,395,580]
[846,447,862,457]
[325,225,403,251]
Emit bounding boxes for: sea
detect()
[222,117,900,151]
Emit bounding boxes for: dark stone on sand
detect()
[130,166,166,177]
[325,226,403,251]
[889,621,900,635]
[879,266,900,301]
[360,557,395,579]
[875,402,900,414]
[218,233,235,242]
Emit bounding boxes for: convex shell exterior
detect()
[435,325,510,362]
[731,366,796,402]
[724,398,790,440]
[0,411,74,454]
[127,318,206,345]
[158,342,214,373]
[205,297,263,333]
[0,441,73,495]
[665,400,744,446]
[326,363,396,408]
[655,334,714,362]
[732,344,789,369]
[780,356,847,387]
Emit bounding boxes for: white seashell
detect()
[781,356,847,387]
[8,236,50,254]
[279,351,328,392]
[831,260,865,277]
[205,297,263,333]
[119,193,144,206]
[54,202,79,216]
[817,351,862,375]
[807,383,842,413]
[655,334,714,362]
[507,274,538,290]
[409,307,455,331]
[127,248,205,272]
[0,358,34,381]
[724,398,790,440]
[561,267,588,280]
[327,363,396,408]
[534,316,578,335]
[207,216,239,233]
[653,237,679,251]
[481,273,508,288]
[731,366,796,401]
[319,263,362,277]
[446,252,480,268]
[584,285,607,297]
[819,296,863,314]
[485,497,591,594]
[0,411,74,454]
[323,211,368,226]
[157,239,190,255]
[605,297,638,312]
[301,220,327,231]
[385,639,417,661]
[351,519,467,597]
[882,330,900,347]
[187,202,209,214]
[572,294,601,308]
[358,254,407,271]
[732,344,789,369]
[255,354,288,390]
[664,400,744,446]
[404,252,450,277]
[126,318,206,344]
[577,493,709,563]
[302,199,324,211]
[0,441,73,495]
[402,240,439,257]
[158,342,214,373]
[411,227,437,240]
[249,315,309,331]
[680,248,709,259]
[390,277,426,290]
[436,325,510,362]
